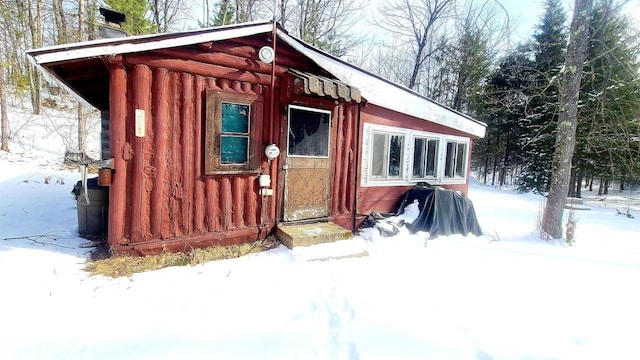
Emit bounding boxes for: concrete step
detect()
[276,221,353,249]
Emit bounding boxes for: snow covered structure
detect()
[27,21,485,255]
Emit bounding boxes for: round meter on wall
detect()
[265,144,280,160]
[259,46,275,64]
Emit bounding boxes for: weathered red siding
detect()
[277,76,360,232]
[355,104,475,222]
[108,58,276,254]
[106,39,361,254]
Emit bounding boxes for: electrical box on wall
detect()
[135,109,145,137]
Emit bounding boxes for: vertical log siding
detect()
[330,103,359,230]
[110,60,272,254]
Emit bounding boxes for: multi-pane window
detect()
[371,132,404,179]
[444,141,467,178]
[363,124,470,186]
[220,102,250,164]
[412,137,439,179]
[205,90,262,173]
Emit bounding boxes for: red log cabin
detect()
[28,22,486,255]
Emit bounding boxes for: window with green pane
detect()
[205,90,262,174]
[220,102,250,164]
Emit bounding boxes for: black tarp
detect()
[362,186,483,238]
[397,187,482,238]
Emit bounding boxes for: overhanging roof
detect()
[276,31,486,138]
[27,21,485,138]
[28,21,274,64]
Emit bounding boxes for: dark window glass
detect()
[389,135,403,177]
[413,137,439,178]
[288,107,330,157]
[455,143,466,177]
[413,138,426,177]
[445,142,455,178]
[426,139,438,177]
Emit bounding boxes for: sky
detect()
[183,0,640,46]
[182,0,556,40]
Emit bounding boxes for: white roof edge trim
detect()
[277,30,486,138]
[29,22,274,65]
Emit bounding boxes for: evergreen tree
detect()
[518,0,567,192]
[212,0,235,26]
[575,1,640,191]
[104,0,157,35]
[474,47,536,186]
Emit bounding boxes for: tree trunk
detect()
[52,0,67,44]
[279,0,286,27]
[541,0,593,238]
[589,176,593,191]
[483,153,489,185]
[77,0,87,154]
[87,0,98,40]
[575,171,583,198]
[0,4,8,152]
[0,56,9,152]
[491,154,498,186]
[603,179,609,195]
[78,105,87,154]
[26,0,43,115]
[568,168,576,197]
[598,178,603,195]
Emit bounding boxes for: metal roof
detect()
[27,21,485,137]
[276,31,486,138]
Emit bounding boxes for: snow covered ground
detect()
[1,103,640,359]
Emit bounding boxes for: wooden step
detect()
[276,221,352,249]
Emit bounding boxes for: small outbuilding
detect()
[28,21,486,255]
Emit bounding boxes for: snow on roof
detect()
[27,21,274,64]
[27,21,485,138]
[277,30,486,138]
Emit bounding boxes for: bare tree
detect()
[151,0,188,32]
[377,0,456,90]
[256,0,364,57]
[0,79,7,152]
[19,0,43,114]
[234,0,259,22]
[52,0,68,44]
[541,0,594,239]
[1,39,9,152]
[428,1,509,110]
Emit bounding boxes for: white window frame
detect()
[369,130,405,180]
[411,136,440,181]
[362,123,470,187]
[444,140,468,180]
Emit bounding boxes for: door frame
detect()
[280,102,336,222]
